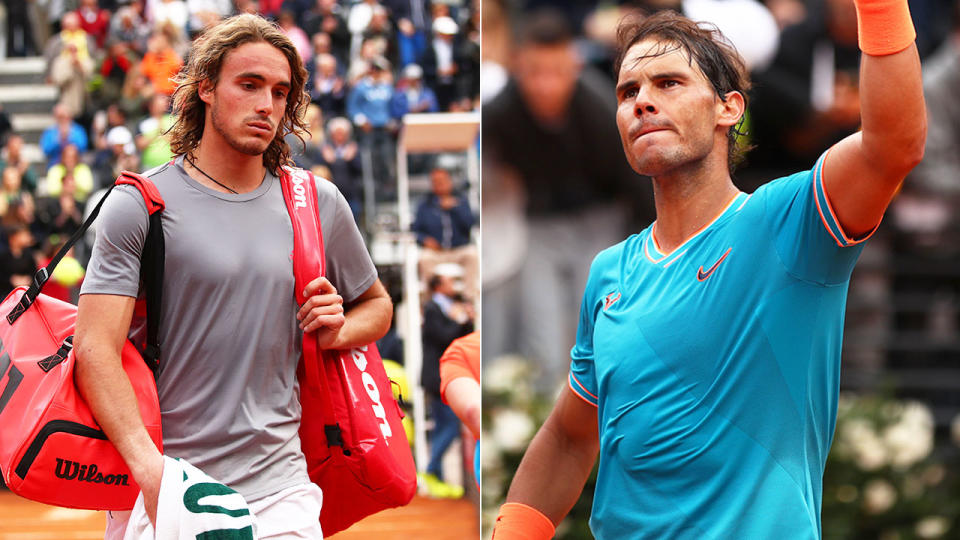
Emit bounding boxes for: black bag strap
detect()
[6,171,166,376]
[6,182,119,324]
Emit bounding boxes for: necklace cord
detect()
[186,156,239,194]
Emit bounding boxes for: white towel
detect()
[123,456,258,540]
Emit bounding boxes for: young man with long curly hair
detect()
[74,13,392,537]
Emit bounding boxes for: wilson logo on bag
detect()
[0,172,165,510]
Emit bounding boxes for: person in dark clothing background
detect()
[420,268,474,498]
[482,9,654,388]
[412,166,476,300]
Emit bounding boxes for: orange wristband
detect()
[854,0,916,55]
[492,502,555,540]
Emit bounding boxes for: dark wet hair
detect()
[516,8,573,47]
[615,10,753,170]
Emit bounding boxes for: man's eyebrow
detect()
[616,79,637,95]
[236,72,292,88]
[616,70,689,94]
[650,71,689,81]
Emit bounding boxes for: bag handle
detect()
[117,171,166,374]
[279,168,348,454]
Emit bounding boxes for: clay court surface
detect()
[0,491,479,539]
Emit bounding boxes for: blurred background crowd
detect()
[0,0,482,529]
[482,0,960,537]
[0,0,479,299]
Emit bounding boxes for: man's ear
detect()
[198,78,214,105]
[717,91,745,129]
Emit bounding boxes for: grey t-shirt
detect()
[81,156,378,502]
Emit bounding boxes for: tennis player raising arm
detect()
[820,0,926,238]
[492,0,924,536]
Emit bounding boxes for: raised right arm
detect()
[74,293,163,524]
[494,385,600,537]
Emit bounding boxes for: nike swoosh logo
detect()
[697,247,732,282]
[604,292,621,310]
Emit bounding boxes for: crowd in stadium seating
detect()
[0,0,480,303]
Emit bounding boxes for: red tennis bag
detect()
[280,168,417,535]
[0,172,165,510]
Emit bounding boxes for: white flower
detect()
[491,409,536,452]
[841,419,888,470]
[863,479,897,514]
[480,435,503,470]
[915,516,950,538]
[485,356,531,394]
[883,401,934,469]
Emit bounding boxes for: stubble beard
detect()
[210,99,273,157]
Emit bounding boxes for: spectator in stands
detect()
[310,53,347,116]
[119,64,154,118]
[46,143,95,202]
[412,166,477,300]
[363,4,396,65]
[1,188,36,232]
[75,0,112,50]
[420,267,474,499]
[94,125,139,187]
[390,63,438,119]
[136,93,175,170]
[149,0,190,37]
[40,103,89,164]
[748,0,863,182]
[420,16,463,111]
[347,56,396,199]
[44,12,95,82]
[50,40,95,119]
[5,0,38,57]
[234,0,260,15]
[278,10,312,63]
[320,117,363,220]
[0,167,32,218]
[186,0,232,35]
[387,0,431,67]
[0,223,37,299]
[140,28,183,96]
[482,9,652,385]
[347,36,386,84]
[94,40,138,108]
[347,0,382,59]
[0,134,38,194]
[36,172,85,239]
[309,31,334,71]
[302,0,350,62]
[288,103,324,167]
[109,1,151,54]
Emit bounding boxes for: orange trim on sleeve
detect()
[568,375,599,407]
[813,147,879,247]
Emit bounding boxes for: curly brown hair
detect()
[168,13,309,176]
[615,11,753,172]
